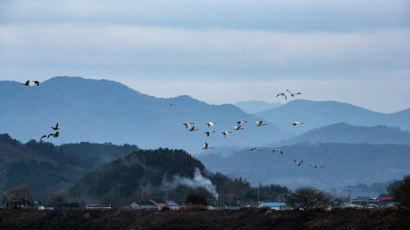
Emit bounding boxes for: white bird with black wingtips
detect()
[202,142,214,150]
[221,131,232,138]
[183,122,195,129]
[188,125,199,132]
[256,121,267,127]
[206,122,216,128]
[205,131,216,137]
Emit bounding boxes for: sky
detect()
[0,0,409,113]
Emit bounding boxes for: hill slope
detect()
[0,133,139,199]
[254,99,409,135]
[70,148,289,204]
[0,77,289,153]
[280,123,410,145]
[70,148,208,199]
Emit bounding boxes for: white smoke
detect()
[171,168,219,199]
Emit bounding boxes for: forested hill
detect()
[70,148,289,204]
[0,133,139,198]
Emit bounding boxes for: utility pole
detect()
[348,184,351,205]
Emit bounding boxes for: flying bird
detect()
[236,120,247,126]
[23,80,30,86]
[310,165,325,169]
[40,135,47,142]
[202,142,214,150]
[51,122,59,131]
[293,160,304,167]
[272,149,284,155]
[204,131,216,137]
[221,131,232,138]
[188,126,199,132]
[48,131,59,138]
[206,122,216,128]
[276,93,287,101]
[286,89,302,97]
[183,122,194,129]
[292,122,304,126]
[256,121,267,127]
[32,80,40,86]
[249,147,262,151]
[234,125,244,131]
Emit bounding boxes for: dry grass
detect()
[0,208,401,230]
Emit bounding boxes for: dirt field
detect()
[0,207,406,230]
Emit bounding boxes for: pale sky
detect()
[1,0,410,113]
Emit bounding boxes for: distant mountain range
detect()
[197,143,410,192]
[280,123,410,146]
[234,100,282,114]
[0,77,288,153]
[254,99,410,135]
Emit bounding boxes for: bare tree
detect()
[5,185,33,202]
[286,187,331,212]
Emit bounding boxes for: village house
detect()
[376,194,394,207]
[150,199,167,210]
[351,196,376,208]
[258,202,289,210]
[138,200,158,210]
[166,200,179,210]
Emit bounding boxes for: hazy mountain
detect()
[0,77,289,153]
[280,123,410,146]
[234,100,282,114]
[197,143,410,192]
[0,133,139,198]
[254,99,410,135]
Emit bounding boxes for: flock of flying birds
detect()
[21,80,71,183]
[183,89,324,169]
[20,79,322,188]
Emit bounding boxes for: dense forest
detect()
[0,133,139,199]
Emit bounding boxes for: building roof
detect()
[151,198,166,204]
[376,194,393,201]
[166,201,179,206]
[139,200,156,206]
[261,202,286,207]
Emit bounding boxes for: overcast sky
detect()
[1,0,409,113]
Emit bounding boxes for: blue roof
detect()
[261,202,286,207]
